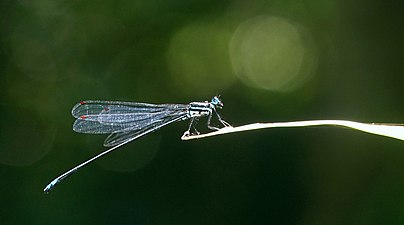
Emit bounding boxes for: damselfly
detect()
[44,96,230,193]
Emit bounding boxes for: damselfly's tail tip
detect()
[43,179,59,194]
[43,185,53,194]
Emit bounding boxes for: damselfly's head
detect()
[211,96,223,108]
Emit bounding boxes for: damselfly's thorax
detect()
[188,101,212,117]
[188,96,223,118]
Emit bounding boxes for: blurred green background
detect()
[0,0,403,224]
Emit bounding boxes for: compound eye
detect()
[212,97,219,104]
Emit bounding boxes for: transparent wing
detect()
[72,100,189,134]
[103,114,188,147]
[72,100,176,120]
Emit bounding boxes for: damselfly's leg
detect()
[212,107,231,127]
[191,118,200,135]
[184,117,200,136]
[207,111,220,130]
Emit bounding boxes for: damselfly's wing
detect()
[72,100,189,146]
[103,114,187,147]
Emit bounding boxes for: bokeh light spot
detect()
[167,22,236,97]
[0,119,56,166]
[230,16,318,92]
[10,35,59,82]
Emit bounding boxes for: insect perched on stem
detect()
[44,96,230,193]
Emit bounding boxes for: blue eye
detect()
[211,97,219,104]
[211,96,223,106]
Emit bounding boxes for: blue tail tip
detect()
[43,179,59,194]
